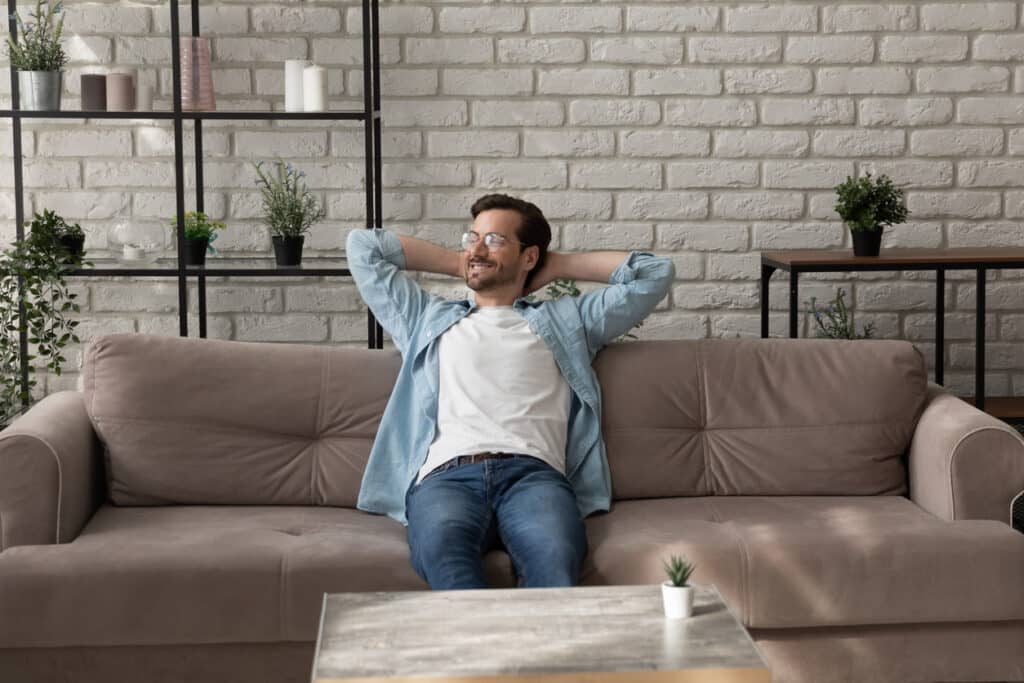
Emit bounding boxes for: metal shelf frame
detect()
[4,0,386,401]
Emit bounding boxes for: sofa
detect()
[1,332,1022,683]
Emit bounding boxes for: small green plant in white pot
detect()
[661,555,696,619]
[6,0,68,111]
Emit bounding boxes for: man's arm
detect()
[532,250,674,355]
[347,229,453,353]
[397,235,463,279]
[526,251,627,292]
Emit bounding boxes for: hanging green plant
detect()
[0,210,86,428]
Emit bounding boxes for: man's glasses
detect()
[461,231,523,252]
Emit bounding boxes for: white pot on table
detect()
[662,582,695,619]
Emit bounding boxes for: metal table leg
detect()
[935,269,944,385]
[976,267,986,410]
[789,270,799,338]
[760,264,775,338]
[199,273,207,338]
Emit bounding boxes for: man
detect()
[347,193,674,590]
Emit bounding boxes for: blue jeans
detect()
[405,455,588,590]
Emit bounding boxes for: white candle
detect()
[123,244,145,260]
[285,60,309,113]
[303,65,327,112]
[136,83,153,111]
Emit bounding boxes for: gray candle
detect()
[81,74,106,111]
[106,73,134,112]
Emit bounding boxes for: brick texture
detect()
[1,0,1022,397]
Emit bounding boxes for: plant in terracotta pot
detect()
[171,211,225,266]
[661,555,696,619]
[253,160,326,267]
[834,173,909,257]
[5,0,68,111]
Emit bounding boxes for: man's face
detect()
[463,209,531,293]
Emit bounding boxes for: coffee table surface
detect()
[312,584,770,683]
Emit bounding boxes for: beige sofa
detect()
[1,332,1023,683]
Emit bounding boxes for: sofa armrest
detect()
[908,383,1024,523]
[0,391,104,550]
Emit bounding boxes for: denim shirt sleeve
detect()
[575,251,675,354]
[346,228,433,354]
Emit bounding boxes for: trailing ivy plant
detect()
[0,211,85,428]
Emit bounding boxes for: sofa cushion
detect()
[83,334,401,506]
[596,339,927,499]
[0,505,515,648]
[584,496,1024,628]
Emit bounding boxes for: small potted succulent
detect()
[253,160,326,266]
[834,173,909,257]
[661,555,696,619]
[5,0,68,111]
[171,211,225,266]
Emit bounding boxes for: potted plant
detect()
[5,0,68,111]
[661,555,696,619]
[806,289,875,340]
[253,160,326,266]
[834,173,909,257]
[171,211,225,266]
[26,209,85,263]
[0,216,83,428]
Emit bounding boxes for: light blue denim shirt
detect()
[347,228,675,525]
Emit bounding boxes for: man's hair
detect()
[470,193,551,292]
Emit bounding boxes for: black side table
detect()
[760,248,1024,412]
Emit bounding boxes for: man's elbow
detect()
[346,227,372,257]
[653,257,675,300]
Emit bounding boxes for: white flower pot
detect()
[662,582,695,619]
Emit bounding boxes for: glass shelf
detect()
[66,256,350,277]
[0,109,371,121]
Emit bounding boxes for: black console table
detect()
[760,248,1024,412]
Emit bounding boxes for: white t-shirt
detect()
[417,305,572,483]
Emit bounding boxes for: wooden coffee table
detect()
[311,584,770,682]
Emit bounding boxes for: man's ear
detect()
[522,244,539,272]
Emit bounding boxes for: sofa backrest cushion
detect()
[84,334,399,506]
[85,334,926,507]
[595,338,928,499]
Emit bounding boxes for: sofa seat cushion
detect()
[0,506,515,648]
[585,496,1024,629]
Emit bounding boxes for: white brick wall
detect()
[2,1,1024,401]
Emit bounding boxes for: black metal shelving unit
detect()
[4,0,386,400]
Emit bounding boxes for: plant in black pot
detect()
[834,173,909,257]
[254,159,326,267]
[171,211,225,266]
[27,209,85,263]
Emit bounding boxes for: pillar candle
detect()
[106,73,134,112]
[136,82,153,111]
[81,74,106,111]
[302,65,327,112]
[285,60,309,113]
